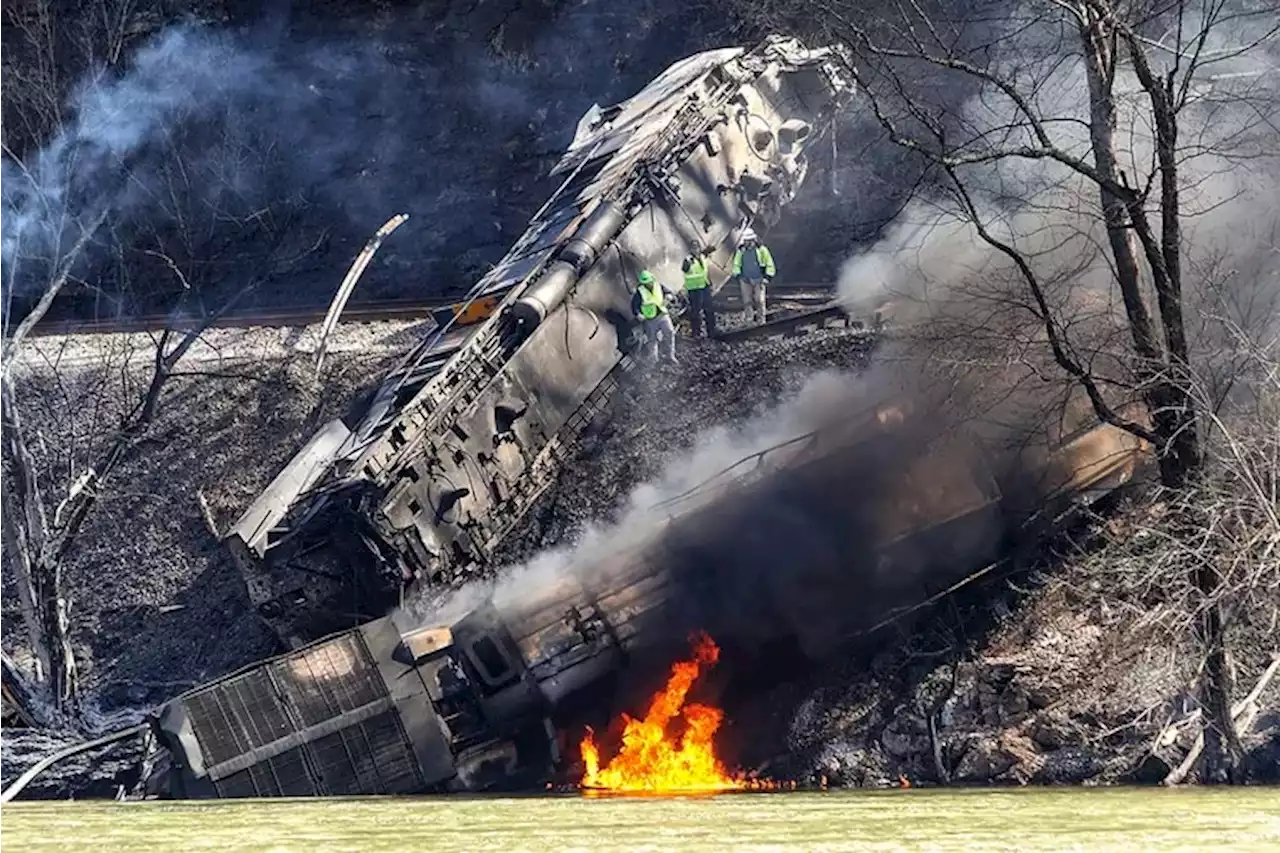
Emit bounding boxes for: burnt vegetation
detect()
[3,0,1279,793]
[727,0,1280,783]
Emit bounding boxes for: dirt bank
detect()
[1,319,426,712]
[494,323,880,566]
[716,495,1280,789]
[4,316,1277,796]
[3,319,420,796]
[1,314,877,795]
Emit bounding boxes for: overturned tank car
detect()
[227,36,855,646]
[142,389,1147,799]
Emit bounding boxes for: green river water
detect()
[2,788,1278,852]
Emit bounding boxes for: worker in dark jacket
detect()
[731,227,775,326]
[630,269,678,364]
[681,245,717,338]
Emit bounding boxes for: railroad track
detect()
[25,298,460,338]
[27,283,839,338]
[712,302,876,344]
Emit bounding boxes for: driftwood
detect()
[1163,654,1280,785]
[0,723,148,804]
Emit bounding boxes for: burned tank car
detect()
[226,36,854,647]
[148,615,562,798]
[449,395,1149,740]
[147,395,1147,799]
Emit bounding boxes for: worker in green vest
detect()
[681,245,717,338]
[630,269,678,364]
[731,227,775,326]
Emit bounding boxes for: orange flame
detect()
[580,633,759,794]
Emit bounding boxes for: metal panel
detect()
[213,745,315,798]
[186,669,290,769]
[310,709,425,795]
[270,633,384,728]
[168,621,439,798]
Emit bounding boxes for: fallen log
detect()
[1163,653,1280,785]
[0,723,147,804]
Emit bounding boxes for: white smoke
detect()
[835,4,1280,358]
[409,366,894,629]
[1,27,267,276]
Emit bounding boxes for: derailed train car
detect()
[226,37,855,647]
[146,392,1147,798]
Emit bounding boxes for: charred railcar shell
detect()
[227,37,855,646]
[152,616,558,798]
[456,399,1149,741]
[149,396,1146,799]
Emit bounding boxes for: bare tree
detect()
[2,205,110,716]
[3,86,325,720]
[2,0,184,150]
[733,0,1278,781]
[2,237,325,718]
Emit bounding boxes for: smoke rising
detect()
[411,367,877,628]
[412,2,1278,685]
[835,2,1280,380]
[2,28,262,264]
[409,351,1003,672]
[1,2,724,324]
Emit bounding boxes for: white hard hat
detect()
[739,227,758,244]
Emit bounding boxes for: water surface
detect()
[4,787,1278,852]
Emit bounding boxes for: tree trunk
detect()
[0,379,78,712]
[1,497,51,683]
[43,556,79,708]
[1077,13,1203,488]
[1195,582,1243,782]
[1079,19,1160,364]
[1078,15,1176,458]
[1,439,54,688]
[1079,9,1233,781]
[1120,28,1202,490]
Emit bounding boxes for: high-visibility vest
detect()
[732,245,776,278]
[683,257,710,290]
[638,283,666,319]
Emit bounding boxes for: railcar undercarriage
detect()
[226,36,857,647]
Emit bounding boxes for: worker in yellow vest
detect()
[731,227,775,326]
[681,245,717,338]
[630,269,678,364]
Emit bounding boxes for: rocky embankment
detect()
[4,315,1278,796]
[0,312,874,796]
[746,551,1280,788]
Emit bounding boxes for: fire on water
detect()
[578,632,782,795]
